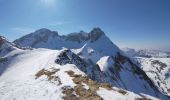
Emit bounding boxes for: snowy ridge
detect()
[0,46,159,100]
[0,36,20,56]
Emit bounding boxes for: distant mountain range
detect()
[0,28,169,100]
[122,48,170,58]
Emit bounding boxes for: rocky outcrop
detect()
[55,49,109,83]
[55,49,88,73]
[88,27,105,42]
[66,31,89,42]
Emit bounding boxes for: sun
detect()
[40,0,57,7]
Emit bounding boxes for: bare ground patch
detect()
[62,70,116,100]
[35,67,61,85]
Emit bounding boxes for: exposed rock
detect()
[55,49,111,84]
[88,27,105,42]
[66,31,89,42]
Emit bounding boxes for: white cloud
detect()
[48,21,70,26]
[12,27,35,34]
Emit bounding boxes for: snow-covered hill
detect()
[133,57,170,96]
[1,28,170,100]
[122,48,169,58]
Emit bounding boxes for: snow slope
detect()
[133,57,170,96]
[0,45,159,100]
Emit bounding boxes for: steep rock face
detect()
[88,27,105,42]
[55,49,88,73]
[55,49,109,84]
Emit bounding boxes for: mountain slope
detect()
[1,28,169,99]
[133,57,170,96]
[0,36,24,75]
[122,47,170,96]
[0,42,159,100]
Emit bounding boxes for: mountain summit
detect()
[14,27,105,44]
[14,27,120,56]
[0,36,21,57]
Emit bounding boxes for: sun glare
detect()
[40,0,57,7]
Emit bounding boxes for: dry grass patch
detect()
[35,68,60,80]
[35,68,61,85]
[62,86,79,100]
[118,89,127,95]
[62,70,115,100]
[135,98,148,100]
[65,70,75,76]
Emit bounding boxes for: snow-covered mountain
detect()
[0,36,21,57]
[122,47,170,97]
[133,57,170,97]
[14,28,120,56]
[122,48,169,58]
[0,28,170,100]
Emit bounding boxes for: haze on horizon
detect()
[0,0,170,51]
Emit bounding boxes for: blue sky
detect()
[0,0,170,51]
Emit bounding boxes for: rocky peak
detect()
[0,36,12,48]
[0,36,6,45]
[66,28,105,42]
[66,31,89,42]
[55,48,87,72]
[34,28,58,37]
[88,27,105,42]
